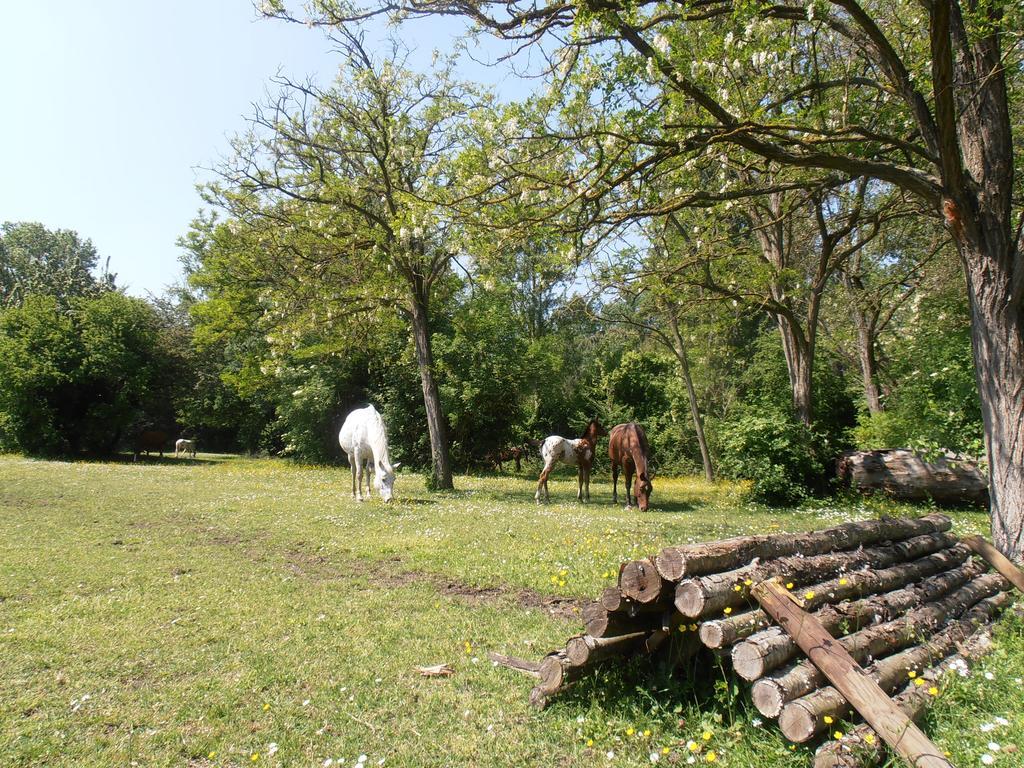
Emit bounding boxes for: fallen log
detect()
[732,558,989,680]
[599,587,669,614]
[619,557,673,604]
[654,513,951,581]
[813,629,996,768]
[583,602,666,637]
[675,532,957,618]
[836,449,988,506]
[751,571,1007,718]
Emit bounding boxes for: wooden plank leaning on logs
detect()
[752,578,954,768]
[750,571,1009,718]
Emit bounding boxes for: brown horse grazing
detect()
[489,444,529,472]
[609,422,653,511]
[535,419,608,503]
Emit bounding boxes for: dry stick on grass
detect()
[655,514,952,581]
[777,591,1013,743]
[733,559,989,680]
[812,628,998,768]
[675,532,957,618]
[752,572,1008,718]
[752,578,954,768]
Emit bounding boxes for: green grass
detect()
[1,454,1021,767]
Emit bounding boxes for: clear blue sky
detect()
[1,2,526,297]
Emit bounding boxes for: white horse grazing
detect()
[338,405,400,502]
[174,438,196,458]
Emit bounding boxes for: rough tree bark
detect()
[408,289,454,489]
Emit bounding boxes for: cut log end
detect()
[619,558,665,603]
[698,621,726,649]
[778,701,820,743]
[732,641,767,681]
[751,678,786,718]
[674,580,709,617]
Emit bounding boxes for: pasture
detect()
[1,455,1022,767]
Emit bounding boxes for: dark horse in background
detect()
[535,419,607,503]
[609,422,653,511]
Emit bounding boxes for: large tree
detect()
[207,31,484,488]
[275,0,1024,555]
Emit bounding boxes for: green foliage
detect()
[0,292,169,455]
[714,406,824,505]
[0,221,115,309]
[853,288,982,457]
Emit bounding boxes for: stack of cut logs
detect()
[528,514,1017,767]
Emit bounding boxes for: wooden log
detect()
[752,579,952,768]
[674,532,957,618]
[699,607,773,649]
[566,631,651,665]
[963,535,1024,592]
[599,587,669,614]
[778,591,1012,744]
[619,557,673,603]
[583,605,666,638]
[654,513,951,581]
[837,449,988,506]
[813,628,997,768]
[752,572,1007,717]
[732,558,988,680]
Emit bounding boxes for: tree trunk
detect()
[667,311,714,481]
[958,233,1024,558]
[836,449,989,506]
[408,291,454,489]
[777,314,814,426]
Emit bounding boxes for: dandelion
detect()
[908,671,917,679]
[786,582,794,590]
[627,727,636,737]
[823,716,834,725]
[733,584,742,592]
[839,578,848,586]
[744,579,752,586]
[705,751,717,763]
[929,686,939,696]
[263,703,271,711]
[702,731,713,741]
[208,752,217,759]
[864,734,875,745]
[663,747,671,755]
[723,607,733,615]
[914,678,925,687]
[687,741,700,751]
[644,729,652,738]
[834,731,844,740]
[804,590,815,600]
[251,754,260,762]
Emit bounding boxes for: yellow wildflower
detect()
[914,678,925,687]
[262,703,270,711]
[687,741,700,752]
[804,590,816,600]
[744,579,752,586]
[626,727,635,736]
[864,734,876,745]
[786,582,794,590]
[706,751,718,763]
[823,716,833,724]
[702,730,713,741]
[908,671,916,679]
[689,623,698,632]
[251,754,260,762]
[723,607,733,615]
[834,731,843,740]
[662,747,671,755]
[928,686,939,696]
[643,729,651,738]
[839,578,848,585]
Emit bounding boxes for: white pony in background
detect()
[338,405,400,502]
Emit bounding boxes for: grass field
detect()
[1,454,1022,767]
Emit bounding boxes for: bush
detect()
[714,407,823,505]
